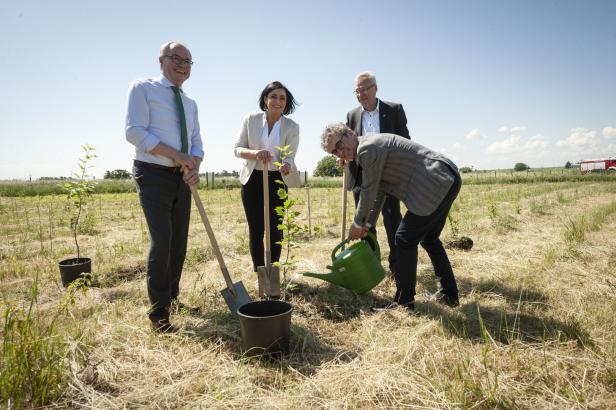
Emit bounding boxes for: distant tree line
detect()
[104,169,131,179]
[38,176,69,180]
[213,170,239,177]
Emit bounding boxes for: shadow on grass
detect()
[90,264,146,288]
[415,276,592,348]
[286,281,390,322]
[418,275,549,309]
[183,305,358,374]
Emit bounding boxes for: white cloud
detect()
[465,129,481,140]
[452,142,463,150]
[486,134,549,155]
[556,128,597,148]
[498,125,526,133]
[603,126,616,139]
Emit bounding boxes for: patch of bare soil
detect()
[98,264,145,287]
[446,236,474,250]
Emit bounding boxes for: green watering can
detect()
[303,232,386,294]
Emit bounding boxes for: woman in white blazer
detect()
[234,81,300,273]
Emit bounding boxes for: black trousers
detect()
[393,172,461,304]
[241,170,285,272]
[133,161,191,321]
[353,190,401,272]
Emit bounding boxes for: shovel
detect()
[256,160,281,298]
[190,185,251,316]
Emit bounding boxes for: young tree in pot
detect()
[58,145,97,287]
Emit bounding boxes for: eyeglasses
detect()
[353,83,375,95]
[164,54,194,66]
[331,136,345,156]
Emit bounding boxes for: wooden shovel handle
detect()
[190,185,235,292]
[262,160,272,269]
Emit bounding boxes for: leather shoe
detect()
[370,300,415,313]
[428,290,460,307]
[150,318,177,333]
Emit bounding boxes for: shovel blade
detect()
[220,281,252,317]
[256,266,281,298]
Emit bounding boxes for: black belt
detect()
[134,160,182,173]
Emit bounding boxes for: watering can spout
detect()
[302,269,347,287]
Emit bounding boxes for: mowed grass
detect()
[1,179,616,408]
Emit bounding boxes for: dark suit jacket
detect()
[345,99,410,190]
[346,99,410,139]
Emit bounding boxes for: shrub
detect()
[313,156,342,177]
[514,163,530,172]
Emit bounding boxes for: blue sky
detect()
[1,0,615,179]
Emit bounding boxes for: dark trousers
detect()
[393,173,461,304]
[353,190,401,271]
[133,161,191,321]
[241,170,285,272]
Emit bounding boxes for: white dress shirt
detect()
[255,116,281,171]
[125,75,204,167]
[360,99,381,139]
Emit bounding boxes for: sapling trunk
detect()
[73,196,83,260]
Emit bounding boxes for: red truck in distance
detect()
[579,158,616,174]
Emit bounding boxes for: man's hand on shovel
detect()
[182,166,200,186]
[181,156,202,186]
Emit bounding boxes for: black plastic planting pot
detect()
[58,257,91,287]
[237,300,293,357]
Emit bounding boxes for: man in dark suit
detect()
[321,124,461,311]
[346,71,410,275]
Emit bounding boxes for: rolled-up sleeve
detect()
[125,81,160,153]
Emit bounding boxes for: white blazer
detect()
[234,112,301,187]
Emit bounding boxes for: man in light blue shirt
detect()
[125,41,204,333]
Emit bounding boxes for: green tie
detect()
[171,86,188,154]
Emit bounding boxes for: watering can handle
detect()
[331,231,380,262]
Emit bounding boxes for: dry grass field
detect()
[2,178,616,409]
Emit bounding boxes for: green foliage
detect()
[447,213,460,237]
[104,169,131,179]
[273,146,308,297]
[565,161,572,169]
[185,244,212,268]
[459,166,474,173]
[514,162,530,172]
[63,145,97,259]
[313,156,342,177]
[1,274,89,407]
[564,217,586,244]
[487,201,498,221]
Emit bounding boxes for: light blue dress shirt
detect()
[125,75,204,167]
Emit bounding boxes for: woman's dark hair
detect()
[258,81,298,116]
